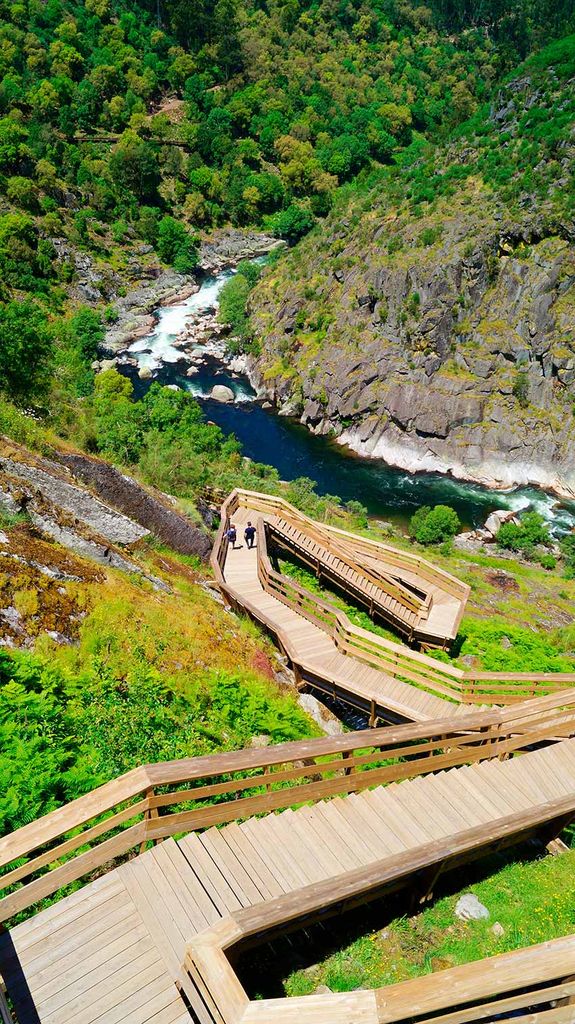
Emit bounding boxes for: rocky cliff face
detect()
[248,64,575,496]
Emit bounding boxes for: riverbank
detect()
[101,229,281,358]
[105,241,575,536]
[337,423,575,503]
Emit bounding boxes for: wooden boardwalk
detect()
[3,720,575,1024]
[212,490,575,723]
[225,506,462,723]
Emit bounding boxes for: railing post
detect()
[369,699,377,728]
[141,786,159,852]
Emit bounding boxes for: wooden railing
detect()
[212,489,575,709]
[233,487,470,602]
[257,520,466,702]
[184,909,575,1024]
[182,790,575,1024]
[271,515,427,619]
[2,695,575,924]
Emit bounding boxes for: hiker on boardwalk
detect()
[226,523,238,549]
[244,521,256,549]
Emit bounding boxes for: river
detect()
[128,268,575,536]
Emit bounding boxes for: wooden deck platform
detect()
[3,733,575,1024]
[212,490,575,722]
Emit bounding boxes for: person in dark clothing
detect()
[244,521,256,549]
[226,524,237,549]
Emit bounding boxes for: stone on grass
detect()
[454,893,489,922]
[314,985,332,995]
[491,922,505,938]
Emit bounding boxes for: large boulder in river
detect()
[210,384,234,403]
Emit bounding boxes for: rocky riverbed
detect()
[98,229,280,366]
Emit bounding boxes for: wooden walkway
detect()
[212,490,575,723]
[225,506,462,723]
[3,726,575,1024]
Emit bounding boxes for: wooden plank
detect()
[160,837,220,929]
[21,897,140,979]
[178,832,242,914]
[240,816,306,891]
[416,772,481,831]
[321,799,389,864]
[236,819,293,895]
[4,873,125,955]
[44,951,165,1024]
[282,808,346,880]
[220,822,284,899]
[299,804,361,872]
[23,921,150,1004]
[39,942,159,1022]
[118,858,184,979]
[199,828,264,906]
[16,890,132,970]
[352,793,406,856]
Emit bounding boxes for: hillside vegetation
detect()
[248,37,575,494]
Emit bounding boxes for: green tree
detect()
[156,216,198,273]
[109,130,159,202]
[93,369,144,463]
[0,299,53,401]
[409,504,461,544]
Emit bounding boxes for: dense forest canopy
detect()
[0,0,572,407]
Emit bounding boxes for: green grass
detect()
[278,555,399,644]
[284,850,575,995]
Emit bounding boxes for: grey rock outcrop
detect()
[250,212,575,496]
[197,229,283,273]
[248,65,575,497]
[0,455,149,546]
[54,451,212,559]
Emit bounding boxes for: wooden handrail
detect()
[2,694,575,922]
[233,487,470,601]
[213,489,575,707]
[271,515,426,617]
[183,793,575,1024]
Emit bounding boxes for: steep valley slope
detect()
[248,40,575,497]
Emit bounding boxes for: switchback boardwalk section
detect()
[211,490,575,723]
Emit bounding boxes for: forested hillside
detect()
[248,36,575,495]
[2,0,575,852]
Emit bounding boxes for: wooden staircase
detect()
[270,514,425,634]
[3,700,575,1024]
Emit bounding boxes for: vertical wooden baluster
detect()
[140,787,159,852]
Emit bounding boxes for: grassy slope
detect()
[285,849,575,996]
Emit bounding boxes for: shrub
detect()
[497,511,550,557]
[409,504,460,544]
[267,204,315,244]
[539,553,557,570]
[512,368,529,407]
[560,534,575,577]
